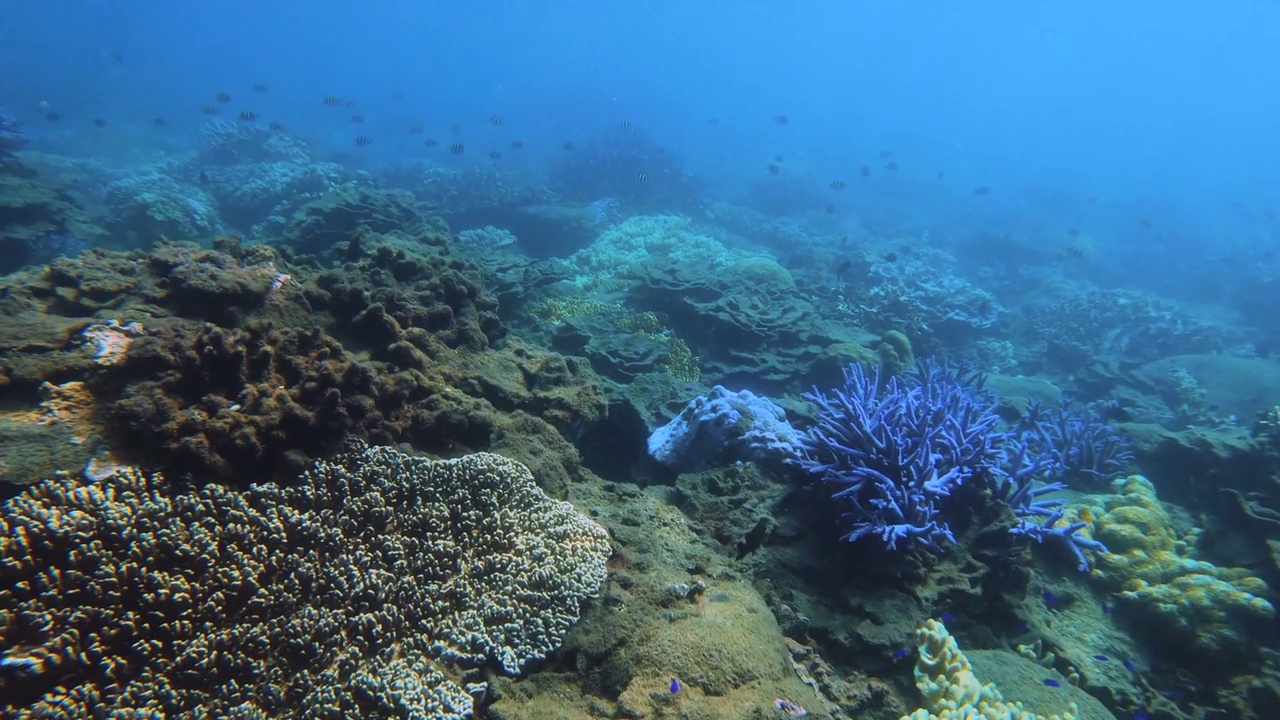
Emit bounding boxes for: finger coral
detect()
[0,445,611,718]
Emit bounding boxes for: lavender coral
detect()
[798,360,1005,550]
[798,360,1127,570]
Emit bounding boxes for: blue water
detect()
[6,2,1278,286]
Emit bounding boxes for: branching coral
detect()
[0,445,610,717]
[798,360,1124,568]
[1026,288,1234,366]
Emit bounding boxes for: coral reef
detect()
[799,361,1007,550]
[280,185,435,257]
[648,386,802,472]
[103,171,220,245]
[0,445,610,717]
[1026,288,1235,368]
[902,619,1103,720]
[847,247,1002,348]
[1082,475,1275,666]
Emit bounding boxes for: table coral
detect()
[1086,475,1275,661]
[0,445,610,717]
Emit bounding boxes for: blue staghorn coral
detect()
[799,360,1005,550]
[798,360,1131,568]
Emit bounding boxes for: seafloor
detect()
[2,129,1280,720]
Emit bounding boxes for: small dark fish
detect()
[859,165,871,178]
[562,141,575,151]
[238,110,256,121]
[767,163,780,175]
[1139,216,1153,228]
[1066,245,1083,258]
[111,51,125,62]
[1131,713,1151,720]
[511,139,524,150]
[884,162,899,171]
[973,186,991,196]
[323,95,343,106]
[892,649,909,660]
[936,170,946,180]
[883,252,897,262]
[773,114,789,125]
[708,118,719,126]
[829,180,847,190]
[253,83,269,93]
[620,120,635,134]
[840,234,848,246]
[44,112,61,122]
[151,117,167,126]
[216,91,232,103]
[351,114,364,123]
[390,91,404,101]
[1043,591,1058,606]
[1067,227,1080,237]
[669,678,680,694]
[489,150,502,160]
[92,117,107,128]
[268,121,283,131]
[835,260,851,277]
[880,150,893,159]
[409,123,423,134]
[1101,601,1114,614]
[450,141,465,155]
[682,384,695,392]
[1087,195,1098,204]
[424,138,439,148]
[1122,659,1139,673]
[490,115,504,125]
[201,105,219,115]
[825,204,835,214]
[636,172,649,183]
[1043,679,1061,688]
[354,136,373,147]
[774,154,784,162]
[198,169,210,184]
[344,99,356,108]
[1093,654,1109,661]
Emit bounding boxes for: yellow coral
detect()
[902,619,1078,720]
[1085,475,1274,656]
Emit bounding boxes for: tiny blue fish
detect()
[1017,624,1028,634]
[669,678,680,694]
[1043,678,1062,688]
[892,649,909,660]
[1122,659,1139,673]
[1093,654,1110,661]
[1043,591,1058,606]
[1101,601,1115,614]
[940,612,956,622]
[1131,713,1150,720]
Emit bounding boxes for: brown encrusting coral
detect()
[0,234,606,488]
[0,445,611,718]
